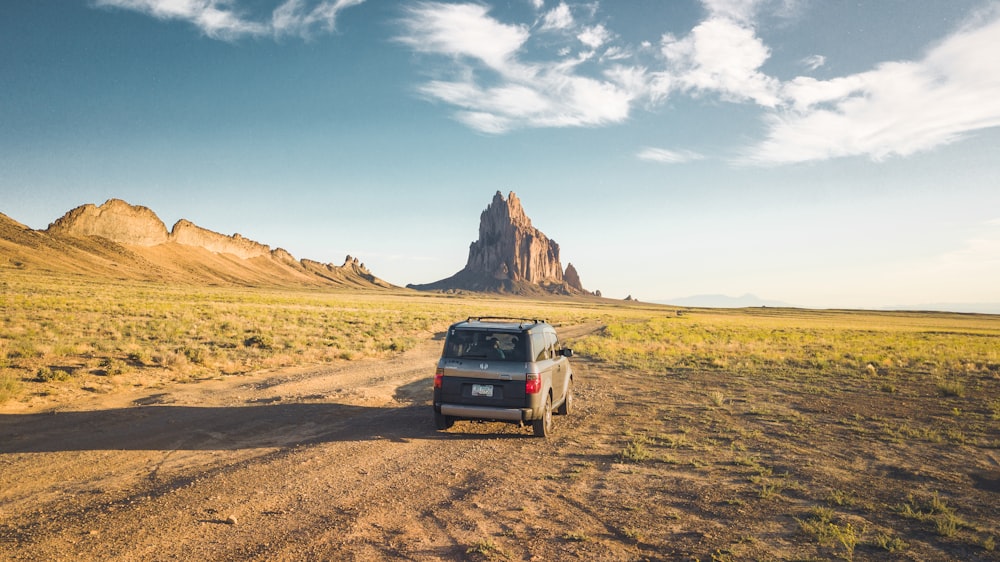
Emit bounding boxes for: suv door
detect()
[529,331,557,405]
[546,329,567,404]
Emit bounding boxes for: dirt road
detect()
[2,324,647,560]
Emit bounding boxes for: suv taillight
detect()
[434,367,444,389]
[525,372,541,394]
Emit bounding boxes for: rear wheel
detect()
[532,394,553,437]
[434,410,454,430]
[556,379,573,416]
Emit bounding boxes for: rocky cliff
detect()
[409,191,585,295]
[3,199,395,289]
[170,219,271,260]
[46,199,170,246]
[48,201,275,259]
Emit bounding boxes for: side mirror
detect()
[560,348,574,358]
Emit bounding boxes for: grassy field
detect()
[564,309,999,559]
[2,270,999,559]
[573,306,1000,378]
[0,270,613,402]
[2,268,998,413]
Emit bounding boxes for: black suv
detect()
[432,317,574,437]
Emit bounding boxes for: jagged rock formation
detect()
[564,263,583,292]
[300,255,389,289]
[409,191,586,295]
[1,199,394,289]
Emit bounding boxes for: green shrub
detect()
[937,379,966,398]
[620,526,644,541]
[36,366,71,382]
[127,350,150,364]
[243,334,273,350]
[100,357,128,376]
[797,508,860,559]
[871,532,908,552]
[466,539,510,559]
[182,346,207,364]
[620,433,652,462]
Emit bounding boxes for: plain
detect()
[1,270,999,560]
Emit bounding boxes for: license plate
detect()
[471,384,494,397]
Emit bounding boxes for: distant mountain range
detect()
[880,302,1000,315]
[656,294,793,308]
[656,293,1000,315]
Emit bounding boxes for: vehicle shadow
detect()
[0,399,442,454]
[0,396,540,454]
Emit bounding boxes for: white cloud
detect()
[703,0,803,24]
[601,46,629,61]
[701,0,763,23]
[455,111,514,135]
[637,147,705,164]
[802,54,825,70]
[393,0,1000,169]
[660,17,780,107]
[540,2,573,31]
[94,0,267,39]
[272,0,365,37]
[399,2,639,133]
[396,1,785,135]
[93,0,364,39]
[398,3,529,70]
[746,10,1000,164]
[577,24,609,48]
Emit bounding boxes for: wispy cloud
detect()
[637,147,705,164]
[92,0,364,40]
[540,2,573,31]
[395,0,788,135]
[701,0,769,24]
[395,0,1000,167]
[93,0,266,39]
[397,3,529,69]
[801,54,825,70]
[102,0,1000,166]
[272,0,366,38]
[398,2,636,133]
[746,8,1000,164]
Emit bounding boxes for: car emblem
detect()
[480,363,488,370]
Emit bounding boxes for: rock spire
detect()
[409,191,585,295]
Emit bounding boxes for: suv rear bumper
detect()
[439,403,531,422]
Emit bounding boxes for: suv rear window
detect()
[443,329,528,362]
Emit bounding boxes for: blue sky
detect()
[2,0,999,310]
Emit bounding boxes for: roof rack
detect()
[466,316,546,326]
